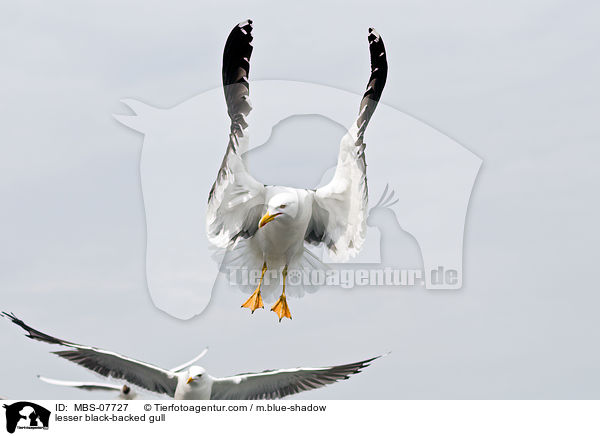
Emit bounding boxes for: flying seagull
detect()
[207,20,388,320]
[37,376,138,399]
[37,348,208,399]
[3,313,383,400]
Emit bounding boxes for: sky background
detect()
[1,0,599,399]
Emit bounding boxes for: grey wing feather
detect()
[304,199,335,251]
[210,356,381,400]
[2,312,178,397]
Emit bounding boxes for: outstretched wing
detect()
[2,312,178,397]
[207,19,266,248]
[210,356,381,400]
[38,375,122,392]
[306,28,388,261]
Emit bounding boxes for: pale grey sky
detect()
[1,0,599,399]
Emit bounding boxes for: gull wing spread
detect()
[2,312,178,397]
[37,375,122,392]
[306,28,388,261]
[210,356,381,400]
[207,20,266,248]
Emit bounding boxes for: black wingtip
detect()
[354,27,387,143]
[2,311,20,325]
[362,353,388,367]
[237,19,253,34]
[3,312,37,341]
[223,20,255,136]
[367,27,381,43]
[2,312,69,346]
[1,311,14,319]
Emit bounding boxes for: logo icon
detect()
[2,402,50,434]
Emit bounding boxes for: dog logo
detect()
[2,402,50,433]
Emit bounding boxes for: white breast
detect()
[255,189,312,266]
[174,377,213,400]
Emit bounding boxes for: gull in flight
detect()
[37,376,138,400]
[207,20,388,321]
[4,313,384,400]
[37,348,208,399]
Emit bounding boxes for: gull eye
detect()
[279,204,286,209]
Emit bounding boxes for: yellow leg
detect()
[241,263,266,313]
[271,265,292,322]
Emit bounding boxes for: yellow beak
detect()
[259,212,282,228]
[187,377,194,384]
